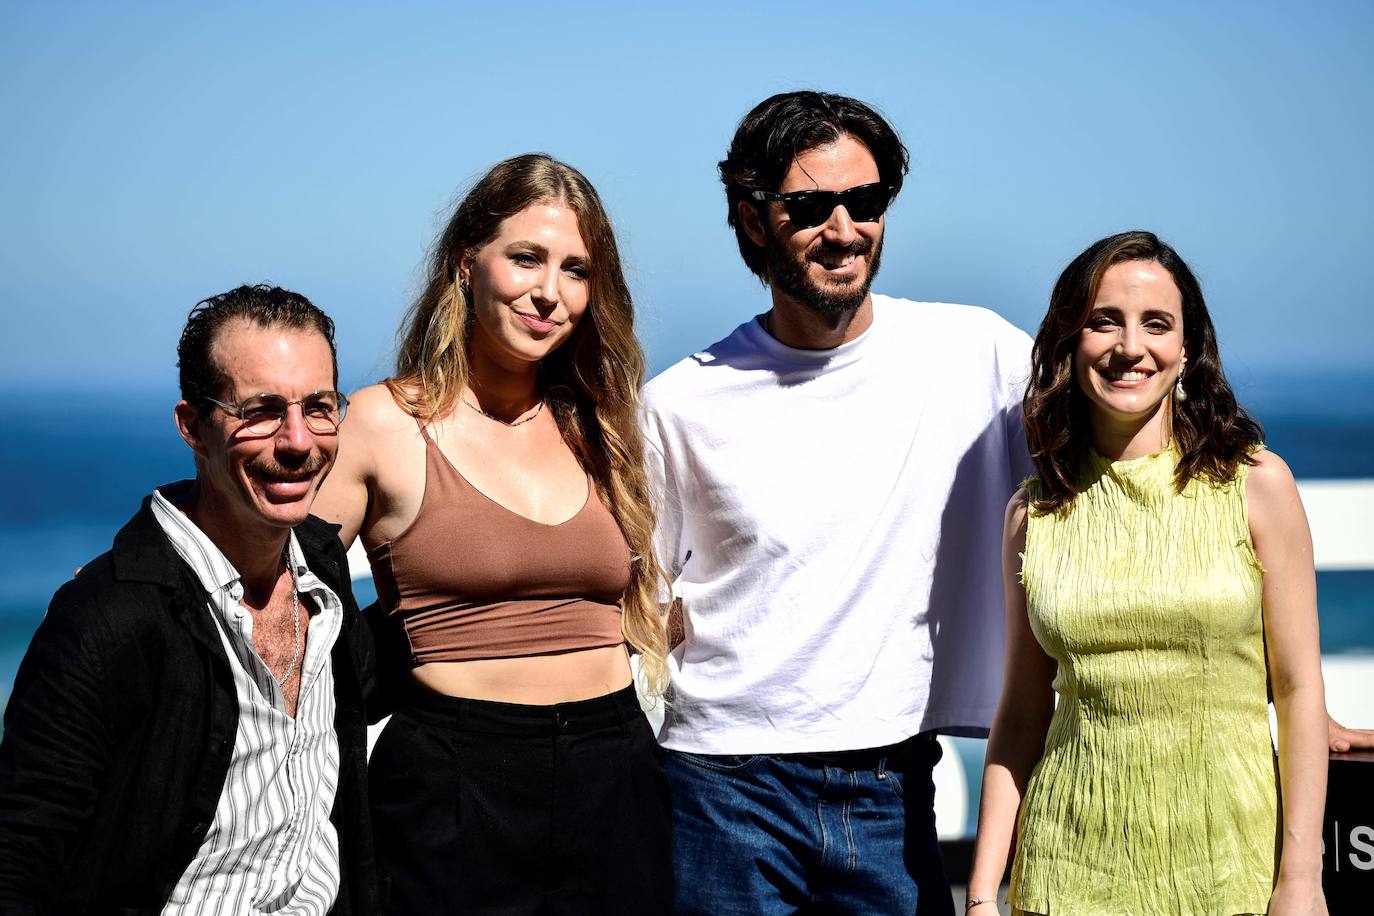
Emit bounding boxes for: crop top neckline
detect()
[418,423,595,530]
[364,416,630,665]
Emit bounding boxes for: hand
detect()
[1268,875,1326,915]
[667,599,685,651]
[1329,715,1374,752]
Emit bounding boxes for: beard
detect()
[763,227,884,317]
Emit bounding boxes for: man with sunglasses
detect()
[0,285,378,914]
[642,92,1033,913]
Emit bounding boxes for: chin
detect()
[248,489,320,530]
[1092,396,1168,424]
[258,505,313,530]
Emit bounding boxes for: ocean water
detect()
[1,381,1372,698]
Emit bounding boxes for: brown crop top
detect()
[366,424,630,664]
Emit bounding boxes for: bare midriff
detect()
[411,645,632,704]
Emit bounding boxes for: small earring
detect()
[1174,359,1187,403]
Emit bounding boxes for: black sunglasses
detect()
[749,181,895,230]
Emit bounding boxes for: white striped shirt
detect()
[151,487,342,915]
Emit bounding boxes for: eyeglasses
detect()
[749,181,895,230]
[204,391,349,437]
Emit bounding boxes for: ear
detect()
[738,199,768,249]
[173,400,210,460]
[457,249,475,290]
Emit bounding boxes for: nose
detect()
[275,404,313,455]
[1116,323,1146,360]
[531,264,561,311]
[819,204,858,246]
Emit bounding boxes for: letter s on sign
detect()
[1350,826,1374,870]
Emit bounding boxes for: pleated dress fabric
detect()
[1010,448,1277,916]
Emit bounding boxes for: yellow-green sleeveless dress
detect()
[1010,448,1278,915]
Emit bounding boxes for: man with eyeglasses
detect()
[0,285,378,914]
[641,91,1032,914]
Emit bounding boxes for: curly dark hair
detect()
[1024,230,1263,512]
[177,284,337,412]
[718,91,909,283]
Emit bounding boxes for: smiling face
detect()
[460,199,591,370]
[745,134,885,315]
[1074,259,1186,436]
[177,319,339,537]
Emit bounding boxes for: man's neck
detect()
[763,293,874,350]
[172,481,290,599]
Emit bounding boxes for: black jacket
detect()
[0,498,380,915]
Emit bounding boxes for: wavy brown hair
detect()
[387,153,669,694]
[1024,230,1263,512]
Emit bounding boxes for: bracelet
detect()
[966,898,995,911]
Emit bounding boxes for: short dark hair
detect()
[718,91,910,282]
[1023,230,1263,512]
[177,284,337,410]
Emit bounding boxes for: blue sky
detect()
[2,0,1371,395]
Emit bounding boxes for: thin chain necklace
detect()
[462,395,544,428]
[276,550,302,689]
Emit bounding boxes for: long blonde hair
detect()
[388,153,669,694]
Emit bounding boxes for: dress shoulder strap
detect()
[411,413,439,448]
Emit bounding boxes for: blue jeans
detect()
[667,735,953,915]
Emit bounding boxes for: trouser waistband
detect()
[775,733,938,770]
[401,682,642,735]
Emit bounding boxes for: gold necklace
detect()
[462,395,544,427]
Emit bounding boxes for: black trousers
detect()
[369,684,673,915]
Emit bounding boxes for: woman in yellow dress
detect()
[968,231,1329,915]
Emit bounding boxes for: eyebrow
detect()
[1088,306,1178,321]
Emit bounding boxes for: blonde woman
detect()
[315,154,670,912]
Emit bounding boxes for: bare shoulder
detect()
[1006,487,1030,527]
[1244,448,1309,542]
[1244,448,1301,505]
[346,383,417,434]
[1004,486,1030,544]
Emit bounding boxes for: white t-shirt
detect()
[642,294,1032,754]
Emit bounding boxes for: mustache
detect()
[808,238,874,261]
[245,452,330,482]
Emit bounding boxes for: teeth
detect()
[1106,370,1150,381]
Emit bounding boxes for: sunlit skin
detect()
[739,135,884,350]
[461,201,591,382]
[171,321,339,714]
[313,201,631,704]
[173,321,339,560]
[1073,260,1185,460]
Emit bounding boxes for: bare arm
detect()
[1248,451,1329,916]
[967,489,1057,908]
[314,384,392,549]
